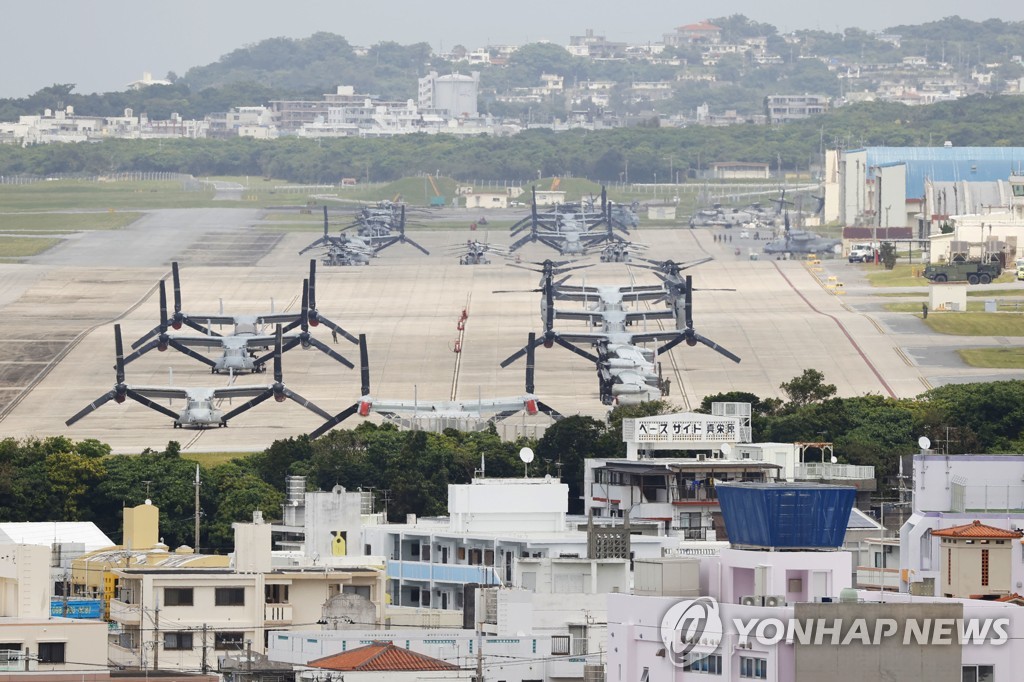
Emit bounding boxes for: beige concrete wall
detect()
[940,540,1013,597]
[795,602,962,682]
[0,618,107,671]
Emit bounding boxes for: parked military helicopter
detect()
[130,262,357,372]
[308,332,561,438]
[301,206,430,264]
[763,213,842,257]
[448,239,508,265]
[66,325,332,429]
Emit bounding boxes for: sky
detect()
[2,0,1024,98]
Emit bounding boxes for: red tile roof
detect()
[308,641,459,672]
[678,21,721,32]
[931,520,1023,539]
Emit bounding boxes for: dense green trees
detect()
[4,94,1024,184]
[3,376,1023,549]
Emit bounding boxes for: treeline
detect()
[3,377,1022,550]
[2,95,1024,184]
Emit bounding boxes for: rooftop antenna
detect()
[142,480,152,497]
[519,447,534,478]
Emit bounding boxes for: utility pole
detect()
[152,604,160,670]
[201,624,209,674]
[246,639,253,681]
[476,621,483,682]
[194,464,201,552]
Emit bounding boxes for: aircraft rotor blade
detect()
[500,333,545,368]
[255,337,301,367]
[308,259,317,310]
[125,388,181,420]
[65,390,117,426]
[358,334,370,395]
[274,325,283,384]
[692,333,742,364]
[309,403,361,439]
[315,315,358,344]
[403,236,430,255]
[281,387,333,420]
[123,338,160,365]
[535,400,564,420]
[525,332,537,394]
[114,324,126,384]
[222,390,274,422]
[167,340,218,368]
[552,336,599,364]
[172,262,182,314]
[182,318,222,337]
[304,335,355,368]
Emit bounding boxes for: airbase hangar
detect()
[0,204,1017,454]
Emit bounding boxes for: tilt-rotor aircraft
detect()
[128,261,356,373]
[309,333,562,438]
[66,325,331,429]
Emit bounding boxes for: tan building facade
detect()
[933,521,1022,598]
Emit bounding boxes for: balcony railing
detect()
[856,566,901,590]
[796,463,875,481]
[265,603,293,624]
[109,599,142,624]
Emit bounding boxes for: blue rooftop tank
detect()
[715,482,856,550]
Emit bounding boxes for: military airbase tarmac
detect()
[0,206,1021,454]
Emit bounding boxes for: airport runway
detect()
[0,208,1018,453]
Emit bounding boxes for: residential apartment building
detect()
[363,477,672,611]
[107,513,387,670]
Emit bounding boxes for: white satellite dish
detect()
[918,436,931,450]
[519,447,535,464]
[720,442,733,457]
[830,455,838,464]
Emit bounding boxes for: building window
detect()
[409,587,420,603]
[684,654,722,674]
[164,588,194,606]
[215,587,245,606]
[948,548,952,585]
[962,664,995,682]
[740,656,767,679]
[265,584,289,604]
[164,632,193,651]
[981,549,990,586]
[38,643,65,664]
[0,644,21,663]
[214,632,245,651]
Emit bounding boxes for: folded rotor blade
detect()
[255,337,301,367]
[65,390,117,426]
[309,403,361,439]
[126,389,181,420]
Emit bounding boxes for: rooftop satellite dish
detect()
[830,455,838,464]
[720,442,733,457]
[918,436,931,450]
[519,447,534,478]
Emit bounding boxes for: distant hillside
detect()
[182,32,436,100]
